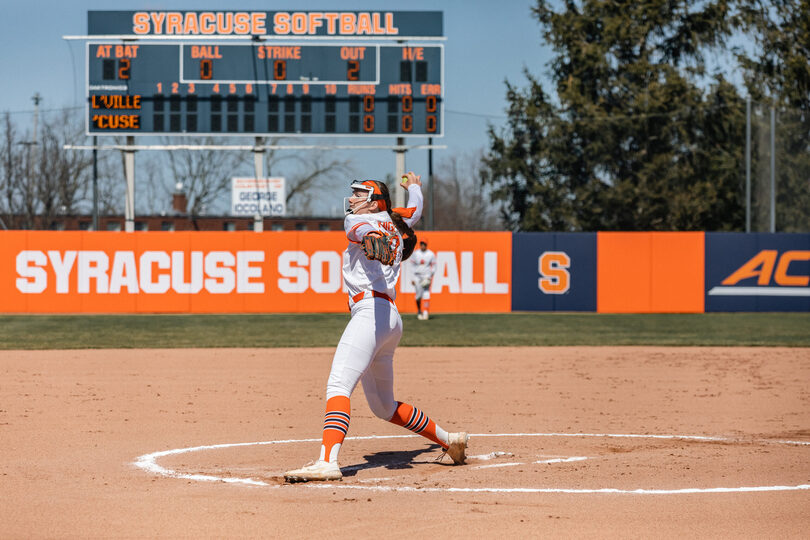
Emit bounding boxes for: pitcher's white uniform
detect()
[326,184,423,420]
[284,175,468,482]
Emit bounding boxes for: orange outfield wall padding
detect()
[597,232,705,313]
[0,231,512,314]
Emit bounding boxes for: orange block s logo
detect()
[538,251,570,294]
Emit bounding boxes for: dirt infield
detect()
[2,347,809,538]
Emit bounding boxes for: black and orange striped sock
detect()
[320,395,350,463]
[388,401,448,449]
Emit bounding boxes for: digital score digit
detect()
[86,42,443,136]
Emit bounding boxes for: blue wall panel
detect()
[511,233,597,311]
[705,233,810,312]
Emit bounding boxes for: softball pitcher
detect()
[411,240,436,320]
[284,172,468,482]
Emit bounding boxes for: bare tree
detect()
[17,127,39,229]
[134,152,172,215]
[34,109,94,228]
[161,136,353,217]
[162,136,250,216]
[261,142,353,215]
[0,106,120,228]
[431,150,503,230]
[3,113,355,225]
[0,112,23,224]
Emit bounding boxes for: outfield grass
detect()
[0,313,808,349]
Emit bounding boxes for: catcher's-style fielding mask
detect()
[344,180,388,214]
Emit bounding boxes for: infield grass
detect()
[0,312,808,349]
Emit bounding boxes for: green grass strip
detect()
[0,313,808,349]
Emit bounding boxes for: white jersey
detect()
[343,184,423,302]
[411,248,436,280]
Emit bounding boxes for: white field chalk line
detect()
[475,456,589,469]
[133,432,810,495]
[536,456,589,464]
[475,462,525,469]
[469,451,513,460]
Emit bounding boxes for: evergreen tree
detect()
[484,0,747,231]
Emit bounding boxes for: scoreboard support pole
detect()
[253,137,265,233]
[428,137,435,230]
[394,137,406,209]
[123,136,136,232]
[92,136,99,231]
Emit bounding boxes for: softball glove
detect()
[361,233,396,266]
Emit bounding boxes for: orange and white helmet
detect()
[344,180,388,214]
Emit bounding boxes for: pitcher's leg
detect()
[320,395,350,463]
[388,401,449,449]
[319,307,377,465]
[361,313,450,450]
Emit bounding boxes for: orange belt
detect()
[349,290,394,310]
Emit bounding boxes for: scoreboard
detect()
[86,42,443,136]
[85,11,444,137]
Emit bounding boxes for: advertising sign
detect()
[2,231,511,314]
[511,233,596,311]
[231,177,286,216]
[705,233,810,312]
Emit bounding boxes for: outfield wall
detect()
[2,231,808,313]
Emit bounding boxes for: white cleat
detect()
[446,432,469,465]
[284,460,342,483]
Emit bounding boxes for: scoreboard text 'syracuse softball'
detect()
[85,11,444,137]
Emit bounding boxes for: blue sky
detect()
[1,1,553,214]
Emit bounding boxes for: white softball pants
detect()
[412,277,431,300]
[326,297,402,420]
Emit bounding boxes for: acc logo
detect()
[709,250,810,296]
[538,251,570,294]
